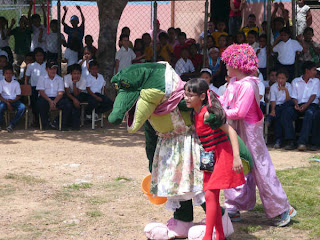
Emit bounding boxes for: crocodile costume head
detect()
[108,62,191,133]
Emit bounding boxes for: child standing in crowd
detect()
[229,0,246,36]
[157,32,174,63]
[167,27,179,50]
[218,35,228,56]
[115,34,137,74]
[241,14,261,37]
[235,31,246,44]
[212,21,228,48]
[132,39,145,64]
[255,34,267,79]
[184,78,245,240]
[25,47,47,125]
[0,65,26,132]
[8,16,32,74]
[0,17,13,64]
[64,64,87,130]
[0,55,8,80]
[120,27,134,49]
[281,61,319,151]
[142,33,153,62]
[84,35,97,57]
[220,43,296,227]
[200,68,219,95]
[189,44,203,73]
[78,47,94,79]
[175,48,195,78]
[297,27,320,70]
[206,48,221,78]
[29,2,47,52]
[247,30,259,49]
[46,19,66,62]
[273,28,303,82]
[174,32,188,62]
[62,5,85,63]
[297,0,312,36]
[19,52,34,81]
[266,69,292,149]
[86,60,113,117]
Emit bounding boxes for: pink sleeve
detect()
[225,82,256,120]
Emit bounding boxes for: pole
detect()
[266,0,271,77]
[203,0,209,68]
[57,0,62,75]
[153,1,157,62]
[171,1,175,27]
[292,0,296,38]
[33,0,36,14]
[47,0,50,33]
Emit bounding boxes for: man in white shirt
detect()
[86,60,113,116]
[36,60,72,130]
[64,63,87,130]
[46,19,66,62]
[273,28,303,82]
[281,61,319,151]
[0,65,26,132]
[115,34,136,74]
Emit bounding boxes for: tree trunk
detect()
[96,0,128,99]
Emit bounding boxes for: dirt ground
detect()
[0,122,318,240]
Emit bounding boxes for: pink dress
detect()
[219,76,290,218]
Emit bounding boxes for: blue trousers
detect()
[281,103,319,144]
[267,100,294,143]
[86,93,113,115]
[0,100,26,128]
[228,16,242,37]
[311,109,320,146]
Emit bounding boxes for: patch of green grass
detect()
[252,204,265,213]
[87,196,108,205]
[4,173,46,185]
[0,184,16,197]
[64,182,93,191]
[275,163,320,238]
[240,225,262,233]
[114,176,131,182]
[86,210,103,217]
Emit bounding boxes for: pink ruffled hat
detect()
[221,43,259,75]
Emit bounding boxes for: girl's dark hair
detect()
[33,47,46,60]
[83,46,93,55]
[276,68,289,79]
[185,78,226,125]
[70,63,82,73]
[133,38,144,53]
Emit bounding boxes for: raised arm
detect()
[76,6,85,26]
[62,6,68,26]
[40,3,47,27]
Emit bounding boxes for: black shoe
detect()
[297,144,307,151]
[273,139,282,149]
[307,145,318,151]
[284,141,296,150]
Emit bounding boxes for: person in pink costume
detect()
[219,44,296,227]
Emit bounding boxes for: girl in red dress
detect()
[184,78,245,240]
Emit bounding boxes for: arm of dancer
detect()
[224,82,255,120]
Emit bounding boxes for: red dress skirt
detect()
[195,106,245,191]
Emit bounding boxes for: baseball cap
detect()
[317,67,320,72]
[70,15,79,22]
[200,68,212,76]
[46,60,58,69]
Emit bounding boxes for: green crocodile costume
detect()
[108,62,252,239]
